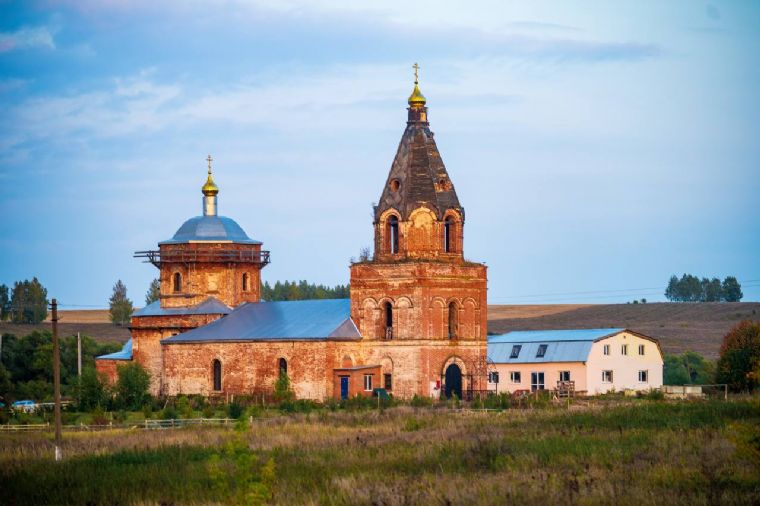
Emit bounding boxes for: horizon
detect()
[1,1,759,307]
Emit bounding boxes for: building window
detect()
[602,370,613,383]
[536,344,548,358]
[388,216,399,254]
[621,344,628,356]
[242,273,250,292]
[448,302,458,339]
[173,272,182,293]
[638,370,648,382]
[212,359,222,391]
[559,371,571,382]
[444,216,454,253]
[638,344,645,355]
[510,345,522,359]
[278,358,287,377]
[488,371,500,384]
[384,373,392,391]
[603,344,610,356]
[510,371,521,383]
[364,374,373,391]
[530,372,545,391]
[384,301,393,339]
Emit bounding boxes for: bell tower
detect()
[349,66,488,399]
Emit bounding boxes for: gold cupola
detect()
[408,62,426,107]
[202,155,218,216]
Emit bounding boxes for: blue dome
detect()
[160,215,261,244]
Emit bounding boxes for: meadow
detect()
[1,399,759,505]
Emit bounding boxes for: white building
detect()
[487,329,663,395]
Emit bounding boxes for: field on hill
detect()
[488,302,760,359]
[1,400,758,505]
[1,302,758,358]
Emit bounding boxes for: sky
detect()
[1,0,759,308]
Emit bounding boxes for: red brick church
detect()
[97,71,489,400]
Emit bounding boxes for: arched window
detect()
[388,216,399,254]
[242,273,250,292]
[448,302,458,339]
[212,359,222,391]
[173,272,182,293]
[384,301,393,339]
[444,216,454,253]
[278,358,288,377]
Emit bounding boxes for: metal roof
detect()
[487,329,625,364]
[488,328,625,344]
[96,338,133,361]
[160,215,262,245]
[162,298,359,343]
[133,297,231,317]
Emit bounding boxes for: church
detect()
[96,70,489,400]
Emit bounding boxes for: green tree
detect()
[0,284,9,321]
[721,276,743,302]
[10,278,48,323]
[109,280,134,326]
[78,367,107,410]
[145,278,161,305]
[663,351,714,385]
[115,362,150,410]
[274,372,294,402]
[716,320,760,392]
[0,363,11,400]
[702,277,722,302]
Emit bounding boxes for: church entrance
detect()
[444,364,462,399]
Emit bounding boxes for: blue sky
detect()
[1,0,758,308]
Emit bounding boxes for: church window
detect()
[444,216,454,253]
[279,358,288,377]
[384,373,392,391]
[448,301,458,339]
[242,273,250,292]
[388,216,399,254]
[384,301,393,339]
[389,179,400,192]
[173,272,182,293]
[212,359,222,391]
[364,374,373,391]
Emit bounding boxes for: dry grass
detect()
[1,400,759,505]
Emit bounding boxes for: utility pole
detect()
[51,299,62,461]
[77,332,82,378]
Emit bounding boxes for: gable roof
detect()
[487,328,625,364]
[162,298,359,343]
[133,297,231,317]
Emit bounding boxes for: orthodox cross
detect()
[206,154,213,174]
[413,63,419,84]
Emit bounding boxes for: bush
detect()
[273,373,294,403]
[202,405,215,418]
[410,394,433,408]
[716,320,760,392]
[115,363,151,411]
[643,389,665,401]
[161,405,178,420]
[227,401,244,420]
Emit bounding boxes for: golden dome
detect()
[202,155,219,196]
[408,82,426,107]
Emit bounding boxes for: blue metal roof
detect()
[160,215,262,245]
[133,297,231,317]
[488,328,624,344]
[163,298,359,343]
[487,329,625,364]
[96,338,133,361]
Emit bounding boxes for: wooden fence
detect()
[0,418,236,432]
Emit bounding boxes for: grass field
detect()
[1,399,759,505]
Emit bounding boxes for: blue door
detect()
[340,376,349,400]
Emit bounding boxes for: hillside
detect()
[1,303,759,358]
[488,302,760,359]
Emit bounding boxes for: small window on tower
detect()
[384,302,393,339]
[173,272,182,293]
[278,358,288,377]
[212,359,222,391]
[242,273,250,292]
[448,301,458,339]
[444,216,454,253]
[388,216,399,254]
[389,179,400,192]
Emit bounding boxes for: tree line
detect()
[261,280,349,301]
[664,274,742,302]
[0,278,48,324]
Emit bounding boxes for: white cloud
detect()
[0,26,55,52]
